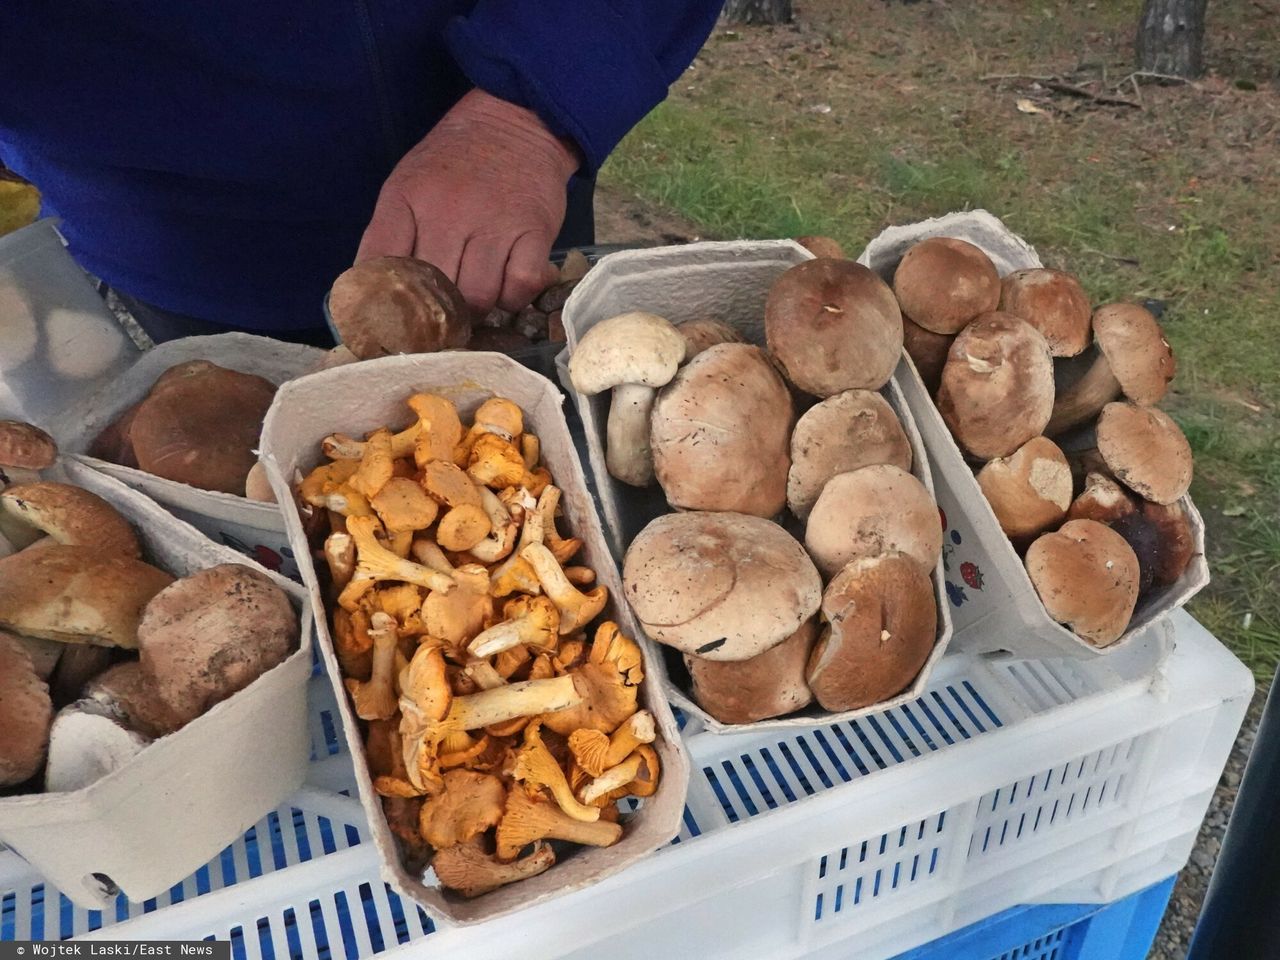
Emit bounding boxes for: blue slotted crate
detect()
[891,876,1176,960]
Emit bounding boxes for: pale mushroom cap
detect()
[975,436,1072,544]
[787,390,912,519]
[0,632,53,786]
[936,312,1054,460]
[651,343,792,518]
[1067,472,1136,525]
[0,546,174,647]
[1092,303,1176,404]
[1,481,141,558]
[675,318,744,362]
[806,553,937,712]
[1025,518,1140,647]
[138,563,298,724]
[623,511,822,661]
[0,420,57,470]
[892,237,1001,335]
[1096,402,1193,504]
[765,258,904,396]
[804,464,942,578]
[686,620,817,723]
[44,706,150,793]
[568,311,686,395]
[999,268,1093,357]
[328,256,472,360]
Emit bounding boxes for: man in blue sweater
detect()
[0,2,722,342]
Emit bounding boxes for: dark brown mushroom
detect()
[328,256,471,360]
[892,237,1000,335]
[999,268,1093,357]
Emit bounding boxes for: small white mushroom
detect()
[568,312,686,487]
[44,704,150,792]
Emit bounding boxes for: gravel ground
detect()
[1148,686,1266,959]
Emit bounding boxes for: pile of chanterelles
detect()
[298,392,660,898]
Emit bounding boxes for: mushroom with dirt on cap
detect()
[999,268,1093,358]
[1046,303,1176,435]
[975,436,1073,547]
[1024,518,1141,647]
[568,311,687,487]
[765,258,904,396]
[892,236,1001,335]
[935,312,1055,461]
[1095,401,1193,505]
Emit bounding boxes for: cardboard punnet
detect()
[256,353,691,926]
[48,334,326,580]
[0,461,314,909]
[559,240,954,734]
[858,210,1207,659]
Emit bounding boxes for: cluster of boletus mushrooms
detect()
[569,237,944,725]
[893,237,1194,646]
[298,392,661,898]
[0,420,298,794]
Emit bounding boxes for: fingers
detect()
[355,194,416,263]
[498,232,559,313]
[454,237,508,314]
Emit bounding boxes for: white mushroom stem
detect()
[449,675,581,729]
[1046,355,1122,436]
[581,752,646,804]
[45,706,150,792]
[464,659,507,691]
[606,383,659,487]
[469,487,518,563]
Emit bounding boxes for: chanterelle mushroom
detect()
[568,311,686,486]
[345,612,401,721]
[542,622,644,735]
[339,515,456,610]
[522,542,608,635]
[1,481,141,558]
[513,720,600,822]
[568,709,656,778]
[892,237,1001,335]
[432,836,556,898]
[1047,303,1176,435]
[494,783,623,862]
[0,632,53,786]
[418,769,507,848]
[1025,519,1141,647]
[468,595,560,657]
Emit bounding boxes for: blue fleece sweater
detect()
[0,1,720,331]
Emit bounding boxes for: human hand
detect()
[356,89,580,313]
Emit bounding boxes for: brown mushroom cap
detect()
[0,632,53,786]
[794,236,846,260]
[650,343,792,517]
[1091,303,1176,404]
[85,662,187,739]
[675,318,744,362]
[327,256,471,360]
[998,268,1093,357]
[623,511,822,662]
[88,401,142,469]
[936,312,1054,460]
[1096,402,1193,505]
[892,237,1001,335]
[804,464,942,578]
[1143,500,1196,586]
[685,620,817,723]
[0,482,140,558]
[765,259,904,396]
[1067,472,1137,525]
[975,436,1072,546]
[0,546,174,647]
[0,420,57,470]
[787,390,912,519]
[138,563,298,724]
[806,553,937,712]
[902,317,954,393]
[129,362,278,494]
[1025,519,1140,647]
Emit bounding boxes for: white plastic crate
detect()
[0,610,1250,960]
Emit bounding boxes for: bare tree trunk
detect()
[1136,0,1209,78]
[722,0,792,25]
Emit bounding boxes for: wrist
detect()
[451,89,582,179]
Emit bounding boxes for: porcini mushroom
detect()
[1,481,141,558]
[568,709,657,778]
[999,268,1093,357]
[139,563,298,724]
[418,769,507,848]
[1096,401,1193,505]
[522,542,608,634]
[1143,501,1196,587]
[892,237,1001,335]
[765,258,903,396]
[650,343,793,517]
[686,620,816,724]
[936,312,1055,460]
[433,836,556,898]
[975,436,1073,546]
[675,318,744,362]
[0,546,174,647]
[0,419,57,471]
[806,553,938,711]
[495,786,623,862]
[243,462,276,502]
[44,705,150,792]
[85,662,186,738]
[568,311,687,487]
[794,235,845,259]
[468,595,560,657]
[623,511,822,661]
[327,257,471,360]
[1025,519,1141,646]
[902,316,955,394]
[1067,473,1137,525]
[805,465,942,578]
[1047,303,1176,435]
[0,632,53,786]
[787,390,912,519]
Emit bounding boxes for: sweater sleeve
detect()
[444,0,722,173]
